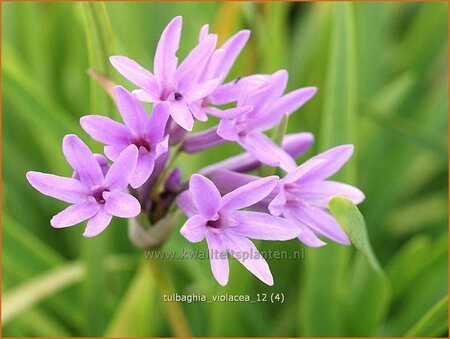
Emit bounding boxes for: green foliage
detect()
[2,2,448,337]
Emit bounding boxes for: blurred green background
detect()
[2,2,448,337]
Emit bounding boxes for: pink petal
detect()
[104,145,138,190]
[209,74,269,105]
[176,34,218,91]
[240,132,297,171]
[62,135,104,187]
[27,171,88,203]
[169,101,194,131]
[80,115,130,148]
[113,86,151,135]
[155,136,169,159]
[221,176,278,211]
[180,214,207,243]
[83,207,113,237]
[283,159,326,184]
[254,87,317,132]
[105,191,141,218]
[182,126,225,153]
[223,233,274,286]
[294,205,350,245]
[154,16,182,82]
[217,120,240,141]
[133,89,158,103]
[283,208,327,247]
[205,230,229,286]
[148,102,170,141]
[198,24,209,42]
[243,70,288,115]
[212,30,250,78]
[130,152,155,189]
[297,226,327,248]
[206,105,252,119]
[267,191,287,216]
[290,181,365,206]
[229,211,300,240]
[200,133,314,176]
[299,145,355,183]
[209,170,258,196]
[109,56,160,97]
[51,202,99,228]
[104,145,123,161]
[282,132,314,159]
[177,191,198,217]
[183,78,220,103]
[189,104,208,122]
[189,174,221,219]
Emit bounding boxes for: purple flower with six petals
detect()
[268,146,365,246]
[177,174,300,286]
[217,71,317,171]
[80,86,169,189]
[209,145,364,247]
[26,135,141,237]
[110,16,222,131]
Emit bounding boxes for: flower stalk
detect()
[147,255,192,337]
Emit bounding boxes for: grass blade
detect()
[405,294,448,337]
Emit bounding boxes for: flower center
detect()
[90,186,110,204]
[174,92,183,101]
[206,219,222,228]
[131,136,151,152]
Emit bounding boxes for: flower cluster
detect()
[27,16,364,286]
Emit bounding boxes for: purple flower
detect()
[110,16,222,131]
[216,70,317,171]
[182,70,317,171]
[26,135,141,237]
[197,24,250,85]
[209,145,365,247]
[177,174,300,286]
[80,86,169,189]
[268,145,365,246]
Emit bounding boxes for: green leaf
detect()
[299,4,358,336]
[383,234,448,335]
[80,2,117,119]
[405,294,448,337]
[2,254,136,325]
[319,3,357,164]
[7,309,72,337]
[3,263,83,324]
[329,197,384,276]
[329,197,391,336]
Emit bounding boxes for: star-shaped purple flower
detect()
[268,145,365,246]
[208,145,365,247]
[216,70,317,171]
[177,174,300,286]
[26,135,141,237]
[110,16,222,131]
[80,86,169,189]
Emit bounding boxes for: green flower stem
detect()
[147,255,192,337]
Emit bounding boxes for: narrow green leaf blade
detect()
[405,294,448,337]
[299,4,358,336]
[2,263,83,324]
